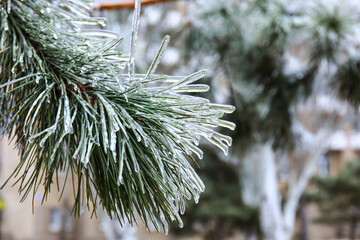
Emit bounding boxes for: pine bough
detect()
[0,0,235,233]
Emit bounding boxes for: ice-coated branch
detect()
[0,0,235,232]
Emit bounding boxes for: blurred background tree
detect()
[110,0,359,239]
[137,0,358,239]
[100,0,360,239]
[307,159,360,240]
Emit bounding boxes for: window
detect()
[319,155,330,177]
[48,208,62,233]
[354,118,360,132]
[48,208,74,233]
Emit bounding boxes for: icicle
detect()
[193,191,200,204]
[79,139,88,166]
[27,49,33,58]
[1,8,9,31]
[128,0,141,80]
[149,142,162,167]
[188,167,205,192]
[159,70,208,93]
[39,130,52,148]
[99,103,109,153]
[68,0,93,11]
[28,96,46,133]
[58,1,89,18]
[175,213,184,228]
[197,109,224,119]
[127,143,140,173]
[49,132,67,164]
[73,121,85,160]
[149,192,157,208]
[70,106,77,134]
[32,100,62,147]
[117,141,126,186]
[174,197,179,213]
[137,174,145,194]
[80,204,85,216]
[71,17,107,26]
[134,131,141,142]
[144,35,170,80]
[184,189,192,200]
[19,53,24,63]
[64,95,72,133]
[78,29,118,38]
[7,0,11,14]
[86,41,125,92]
[110,127,117,160]
[24,88,51,127]
[208,103,236,113]
[192,126,214,139]
[150,213,161,232]
[83,141,93,167]
[117,158,124,186]
[206,136,229,155]
[125,160,133,177]
[11,63,18,73]
[215,119,236,130]
[167,197,179,216]
[179,197,186,215]
[185,141,203,159]
[212,132,233,147]
[173,84,210,93]
[163,219,169,235]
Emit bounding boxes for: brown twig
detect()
[1,1,8,8]
[95,0,178,10]
[56,83,95,106]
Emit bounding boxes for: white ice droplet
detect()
[63,95,72,133]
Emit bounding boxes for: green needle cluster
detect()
[0,0,235,232]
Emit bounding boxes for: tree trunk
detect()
[258,144,290,240]
[238,120,334,240]
[204,219,227,240]
[349,219,357,240]
[299,198,308,240]
[238,143,288,240]
[244,227,259,240]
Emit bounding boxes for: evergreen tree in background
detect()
[163,0,360,239]
[180,0,360,148]
[307,160,360,240]
[0,0,235,232]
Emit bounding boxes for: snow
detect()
[328,131,360,150]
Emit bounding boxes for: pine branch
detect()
[0,0,235,233]
[95,0,180,10]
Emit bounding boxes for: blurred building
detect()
[0,139,106,240]
[1,125,360,240]
[303,120,360,240]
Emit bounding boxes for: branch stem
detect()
[95,0,179,10]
